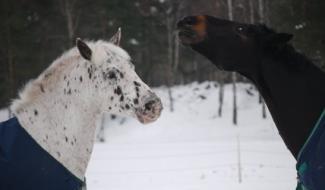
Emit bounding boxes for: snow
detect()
[129,38,140,45]
[0,82,297,190]
[0,108,10,122]
[86,82,297,190]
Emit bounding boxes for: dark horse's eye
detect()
[183,16,196,25]
[236,26,245,33]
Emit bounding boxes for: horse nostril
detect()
[144,100,156,111]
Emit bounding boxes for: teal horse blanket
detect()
[296,110,325,190]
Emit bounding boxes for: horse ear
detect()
[109,27,122,46]
[76,38,92,61]
[267,33,293,45]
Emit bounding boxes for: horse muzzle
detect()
[135,94,163,124]
[177,15,207,45]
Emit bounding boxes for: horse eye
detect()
[236,26,245,33]
[184,17,196,25]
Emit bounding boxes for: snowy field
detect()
[86,82,297,190]
[0,82,297,190]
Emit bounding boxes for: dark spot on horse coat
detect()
[110,96,114,101]
[28,116,32,121]
[133,98,139,105]
[44,72,53,78]
[65,136,68,142]
[79,76,83,82]
[135,87,139,92]
[120,95,124,102]
[125,104,130,109]
[134,81,141,86]
[67,89,72,95]
[119,72,124,78]
[40,84,45,93]
[115,86,122,95]
[34,110,38,116]
[88,67,93,79]
[108,71,117,79]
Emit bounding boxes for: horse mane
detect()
[254,24,312,70]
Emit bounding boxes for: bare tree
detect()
[227,0,238,125]
[258,0,265,23]
[163,0,186,111]
[257,0,267,119]
[3,0,15,118]
[218,73,225,117]
[59,0,81,46]
[248,0,255,24]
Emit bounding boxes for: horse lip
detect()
[179,28,196,36]
[178,27,197,36]
[178,28,201,45]
[135,111,159,124]
[135,104,162,124]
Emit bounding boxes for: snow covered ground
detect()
[0,82,297,190]
[86,82,297,190]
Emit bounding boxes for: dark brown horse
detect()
[177,15,325,189]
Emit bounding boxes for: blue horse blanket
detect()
[297,110,325,190]
[0,117,83,190]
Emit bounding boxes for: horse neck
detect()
[12,58,103,180]
[244,53,325,158]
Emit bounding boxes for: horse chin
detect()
[136,114,158,124]
[135,104,163,124]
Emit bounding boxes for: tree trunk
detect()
[258,0,265,23]
[173,31,180,72]
[6,6,15,118]
[227,0,237,125]
[218,80,224,117]
[232,72,238,125]
[166,16,175,112]
[227,0,234,20]
[59,0,80,46]
[248,0,255,24]
[258,0,267,119]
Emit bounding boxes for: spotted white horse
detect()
[0,29,163,190]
